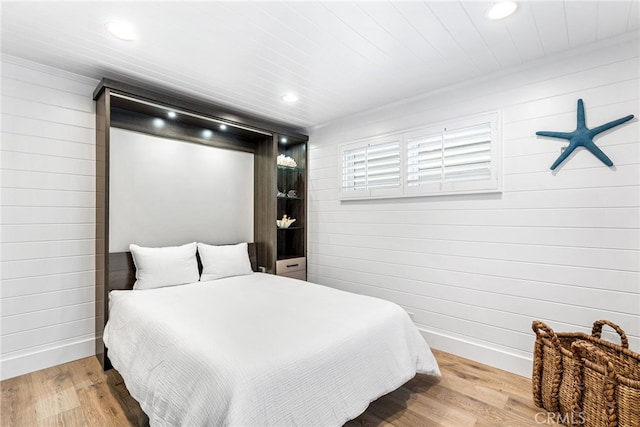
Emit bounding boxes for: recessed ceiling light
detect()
[152,118,165,128]
[219,124,227,130]
[281,94,298,103]
[281,137,288,143]
[485,1,517,20]
[202,129,213,138]
[106,21,137,41]
[167,111,177,119]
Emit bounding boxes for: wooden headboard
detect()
[107,242,258,292]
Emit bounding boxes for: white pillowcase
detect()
[198,242,253,281]
[130,242,199,290]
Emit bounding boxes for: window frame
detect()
[339,112,502,200]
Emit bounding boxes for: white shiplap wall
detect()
[0,55,98,380]
[307,33,640,377]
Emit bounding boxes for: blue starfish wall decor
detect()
[536,99,634,170]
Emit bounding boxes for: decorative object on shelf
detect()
[277,154,297,168]
[536,99,634,170]
[277,189,300,199]
[276,214,296,229]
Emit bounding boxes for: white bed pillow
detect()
[130,242,199,290]
[198,242,253,281]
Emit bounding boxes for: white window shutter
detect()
[442,122,492,182]
[366,140,401,190]
[407,132,443,187]
[342,145,367,192]
[340,112,500,200]
[341,139,401,198]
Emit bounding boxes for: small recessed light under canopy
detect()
[281,137,288,143]
[106,20,137,41]
[202,129,213,138]
[486,1,517,20]
[281,93,298,103]
[167,111,177,119]
[219,124,227,130]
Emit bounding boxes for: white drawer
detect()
[279,270,306,281]
[276,257,306,275]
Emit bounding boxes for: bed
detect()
[103,242,440,426]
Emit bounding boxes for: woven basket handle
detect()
[532,320,562,349]
[531,320,563,412]
[591,319,629,348]
[571,340,617,374]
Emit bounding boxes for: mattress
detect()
[103,272,440,426]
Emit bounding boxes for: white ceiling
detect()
[1,1,638,130]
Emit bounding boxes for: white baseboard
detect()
[0,337,95,381]
[0,328,533,381]
[419,327,533,379]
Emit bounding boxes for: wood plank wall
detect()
[306,34,640,377]
[1,55,99,380]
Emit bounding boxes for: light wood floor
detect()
[1,349,555,426]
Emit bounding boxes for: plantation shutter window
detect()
[407,122,493,188]
[407,131,444,188]
[341,138,402,198]
[340,112,500,200]
[342,145,367,192]
[442,123,492,182]
[364,141,401,189]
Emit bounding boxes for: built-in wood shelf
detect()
[94,78,307,369]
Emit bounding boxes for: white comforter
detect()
[104,273,440,426]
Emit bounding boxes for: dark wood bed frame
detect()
[102,243,258,369]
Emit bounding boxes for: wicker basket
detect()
[571,340,640,427]
[531,320,630,420]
